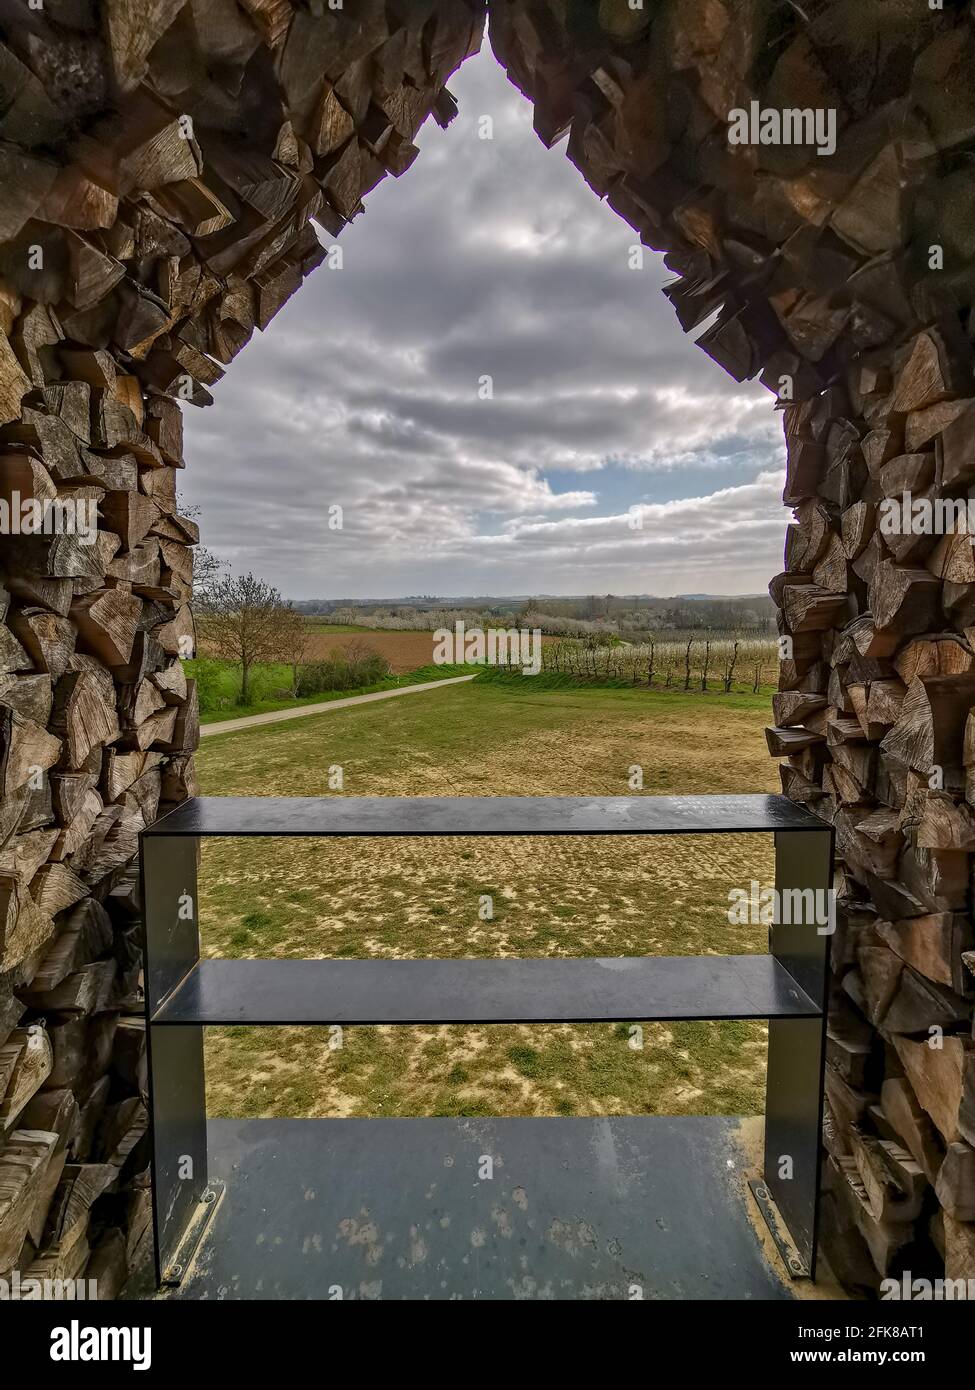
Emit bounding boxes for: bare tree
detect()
[197,572,285,705]
[700,638,712,691]
[722,638,741,693]
[277,604,313,696]
[192,546,225,603]
[177,494,226,604]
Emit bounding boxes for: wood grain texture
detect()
[0,0,974,1294]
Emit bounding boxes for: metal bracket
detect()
[748,1177,809,1280]
[160,1182,224,1287]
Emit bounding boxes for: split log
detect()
[0,675,53,727]
[51,788,102,860]
[841,500,875,561]
[827,1006,876,1088]
[85,1228,129,1299]
[935,1142,975,1221]
[0,875,55,972]
[917,793,975,851]
[782,584,848,633]
[771,690,827,726]
[893,1035,975,1147]
[19,1089,79,1163]
[100,491,161,552]
[0,1128,58,1272]
[23,960,117,1015]
[895,634,973,684]
[70,590,141,667]
[765,725,824,757]
[23,1222,89,1286]
[112,1017,146,1095]
[102,749,162,801]
[50,670,121,767]
[938,400,975,489]
[876,914,974,993]
[944,1212,975,1280]
[128,705,178,752]
[42,1162,117,1255]
[46,1014,117,1095]
[848,679,905,740]
[74,1077,111,1165]
[153,602,194,657]
[0,973,23,1048]
[906,398,972,451]
[857,945,904,1028]
[144,398,182,464]
[28,898,113,996]
[97,1096,148,1171]
[852,1131,926,1223]
[0,1025,52,1130]
[831,1155,915,1276]
[0,704,60,795]
[868,561,941,637]
[7,609,75,678]
[880,673,975,785]
[880,1077,945,1183]
[150,660,186,705]
[888,329,966,415]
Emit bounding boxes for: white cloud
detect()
[180,48,787,599]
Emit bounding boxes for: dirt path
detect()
[200,674,477,737]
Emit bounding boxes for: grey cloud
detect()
[180,48,787,598]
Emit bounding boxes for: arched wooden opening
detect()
[0,0,973,1295]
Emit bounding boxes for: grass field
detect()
[196,679,779,1122]
[192,618,769,723]
[189,658,471,724]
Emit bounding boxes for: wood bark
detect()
[488,0,975,1292]
[0,0,974,1298]
[0,0,483,1290]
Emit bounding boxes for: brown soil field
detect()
[302,629,440,671]
[302,629,557,672]
[197,626,557,674]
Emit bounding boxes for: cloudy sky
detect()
[182,45,790,601]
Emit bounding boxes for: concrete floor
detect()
[127,1114,831,1301]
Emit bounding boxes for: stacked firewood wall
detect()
[2,0,974,1299]
[0,0,482,1296]
[490,0,975,1289]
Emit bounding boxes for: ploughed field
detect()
[298,627,558,672]
[195,679,779,1121]
[302,628,441,672]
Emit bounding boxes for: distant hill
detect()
[291,592,764,607]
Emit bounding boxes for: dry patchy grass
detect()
[197,681,779,1122]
